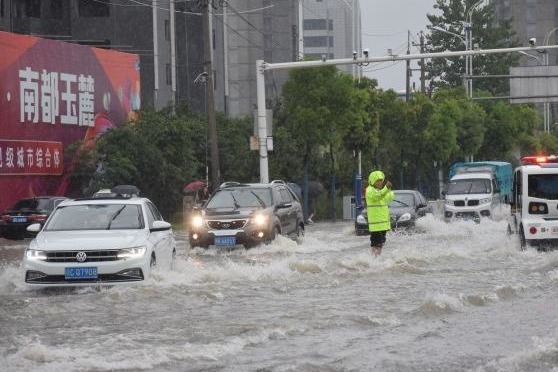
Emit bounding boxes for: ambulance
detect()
[507,155,558,250]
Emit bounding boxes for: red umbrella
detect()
[183,180,206,193]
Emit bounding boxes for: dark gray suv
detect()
[188,180,304,248]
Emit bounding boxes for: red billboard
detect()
[0,31,140,212]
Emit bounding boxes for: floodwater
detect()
[2,213,558,371]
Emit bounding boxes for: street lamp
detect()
[464,1,483,99]
[543,27,558,132]
[429,25,468,95]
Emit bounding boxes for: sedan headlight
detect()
[118,246,147,259]
[398,213,411,222]
[252,214,267,226]
[26,249,47,261]
[191,215,205,228]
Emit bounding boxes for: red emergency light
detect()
[521,155,558,165]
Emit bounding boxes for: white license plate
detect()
[215,236,236,246]
[65,267,98,279]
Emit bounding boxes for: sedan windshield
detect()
[389,193,415,207]
[207,188,272,208]
[44,204,144,231]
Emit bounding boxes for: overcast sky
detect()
[359,0,437,92]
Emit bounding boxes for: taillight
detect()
[529,202,548,214]
[529,226,538,235]
[28,214,48,222]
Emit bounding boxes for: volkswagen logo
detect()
[76,252,87,262]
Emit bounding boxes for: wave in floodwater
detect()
[3,215,558,295]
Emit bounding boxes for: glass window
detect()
[527,174,558,200]
[389,193,415,207]
[45,204,144,231]
[147,202,163,221]
[304,19,328,31]
[207,188,272,208]
[304,36,329,48]
[78,0,110,17]
[446,179,491,195]
[279,188,293,203]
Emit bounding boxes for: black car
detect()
[188,180,305,248]
[355,190,431,235]
[0,196,68,239]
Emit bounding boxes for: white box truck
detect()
[443,161,512,222]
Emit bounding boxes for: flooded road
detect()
[2,215,558,371]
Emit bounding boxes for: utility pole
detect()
[405,30,411,101]
[412,31,427,93]
[420,31,426,93]
[201,0,220,190]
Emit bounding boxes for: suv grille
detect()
[46,250,120,262]
[207,220,247,229]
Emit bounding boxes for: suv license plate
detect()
[65,267,98,279]
[215,236,236,246]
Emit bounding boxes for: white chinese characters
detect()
[19,67,95,127]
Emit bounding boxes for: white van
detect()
[443,169,501,222]
[507,155,558,250]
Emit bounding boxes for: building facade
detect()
[491,0,557,65]
[491,0,558,128]
[301,0,361,76]
[0,0,222,114]
[221,0,299,118]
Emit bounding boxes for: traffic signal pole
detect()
[256,44,558,184]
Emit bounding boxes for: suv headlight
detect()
[191,215,205,228]
[251,214,267,227]
[444,199,454,206]
[26,249,47,261]
[118,246,147,259]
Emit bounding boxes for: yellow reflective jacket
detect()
[365,171,394,232]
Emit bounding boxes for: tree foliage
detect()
[425,0,519,96]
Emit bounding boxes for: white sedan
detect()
[24,192,175,287]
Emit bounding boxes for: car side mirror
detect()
[150,220,171,232]
[276,202,292,209]
[27,223,42,233]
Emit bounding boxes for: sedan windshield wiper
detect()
[106,205,126,229]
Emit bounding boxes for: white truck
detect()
[507,155,558,250]
[443,161,512,222]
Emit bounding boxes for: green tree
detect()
[425,0,518,96]
[277,65,368,218]
[477,100,539,160]
[70,106,203,219]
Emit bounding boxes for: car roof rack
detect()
[111,185,141,197]
[218,181,252,188]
